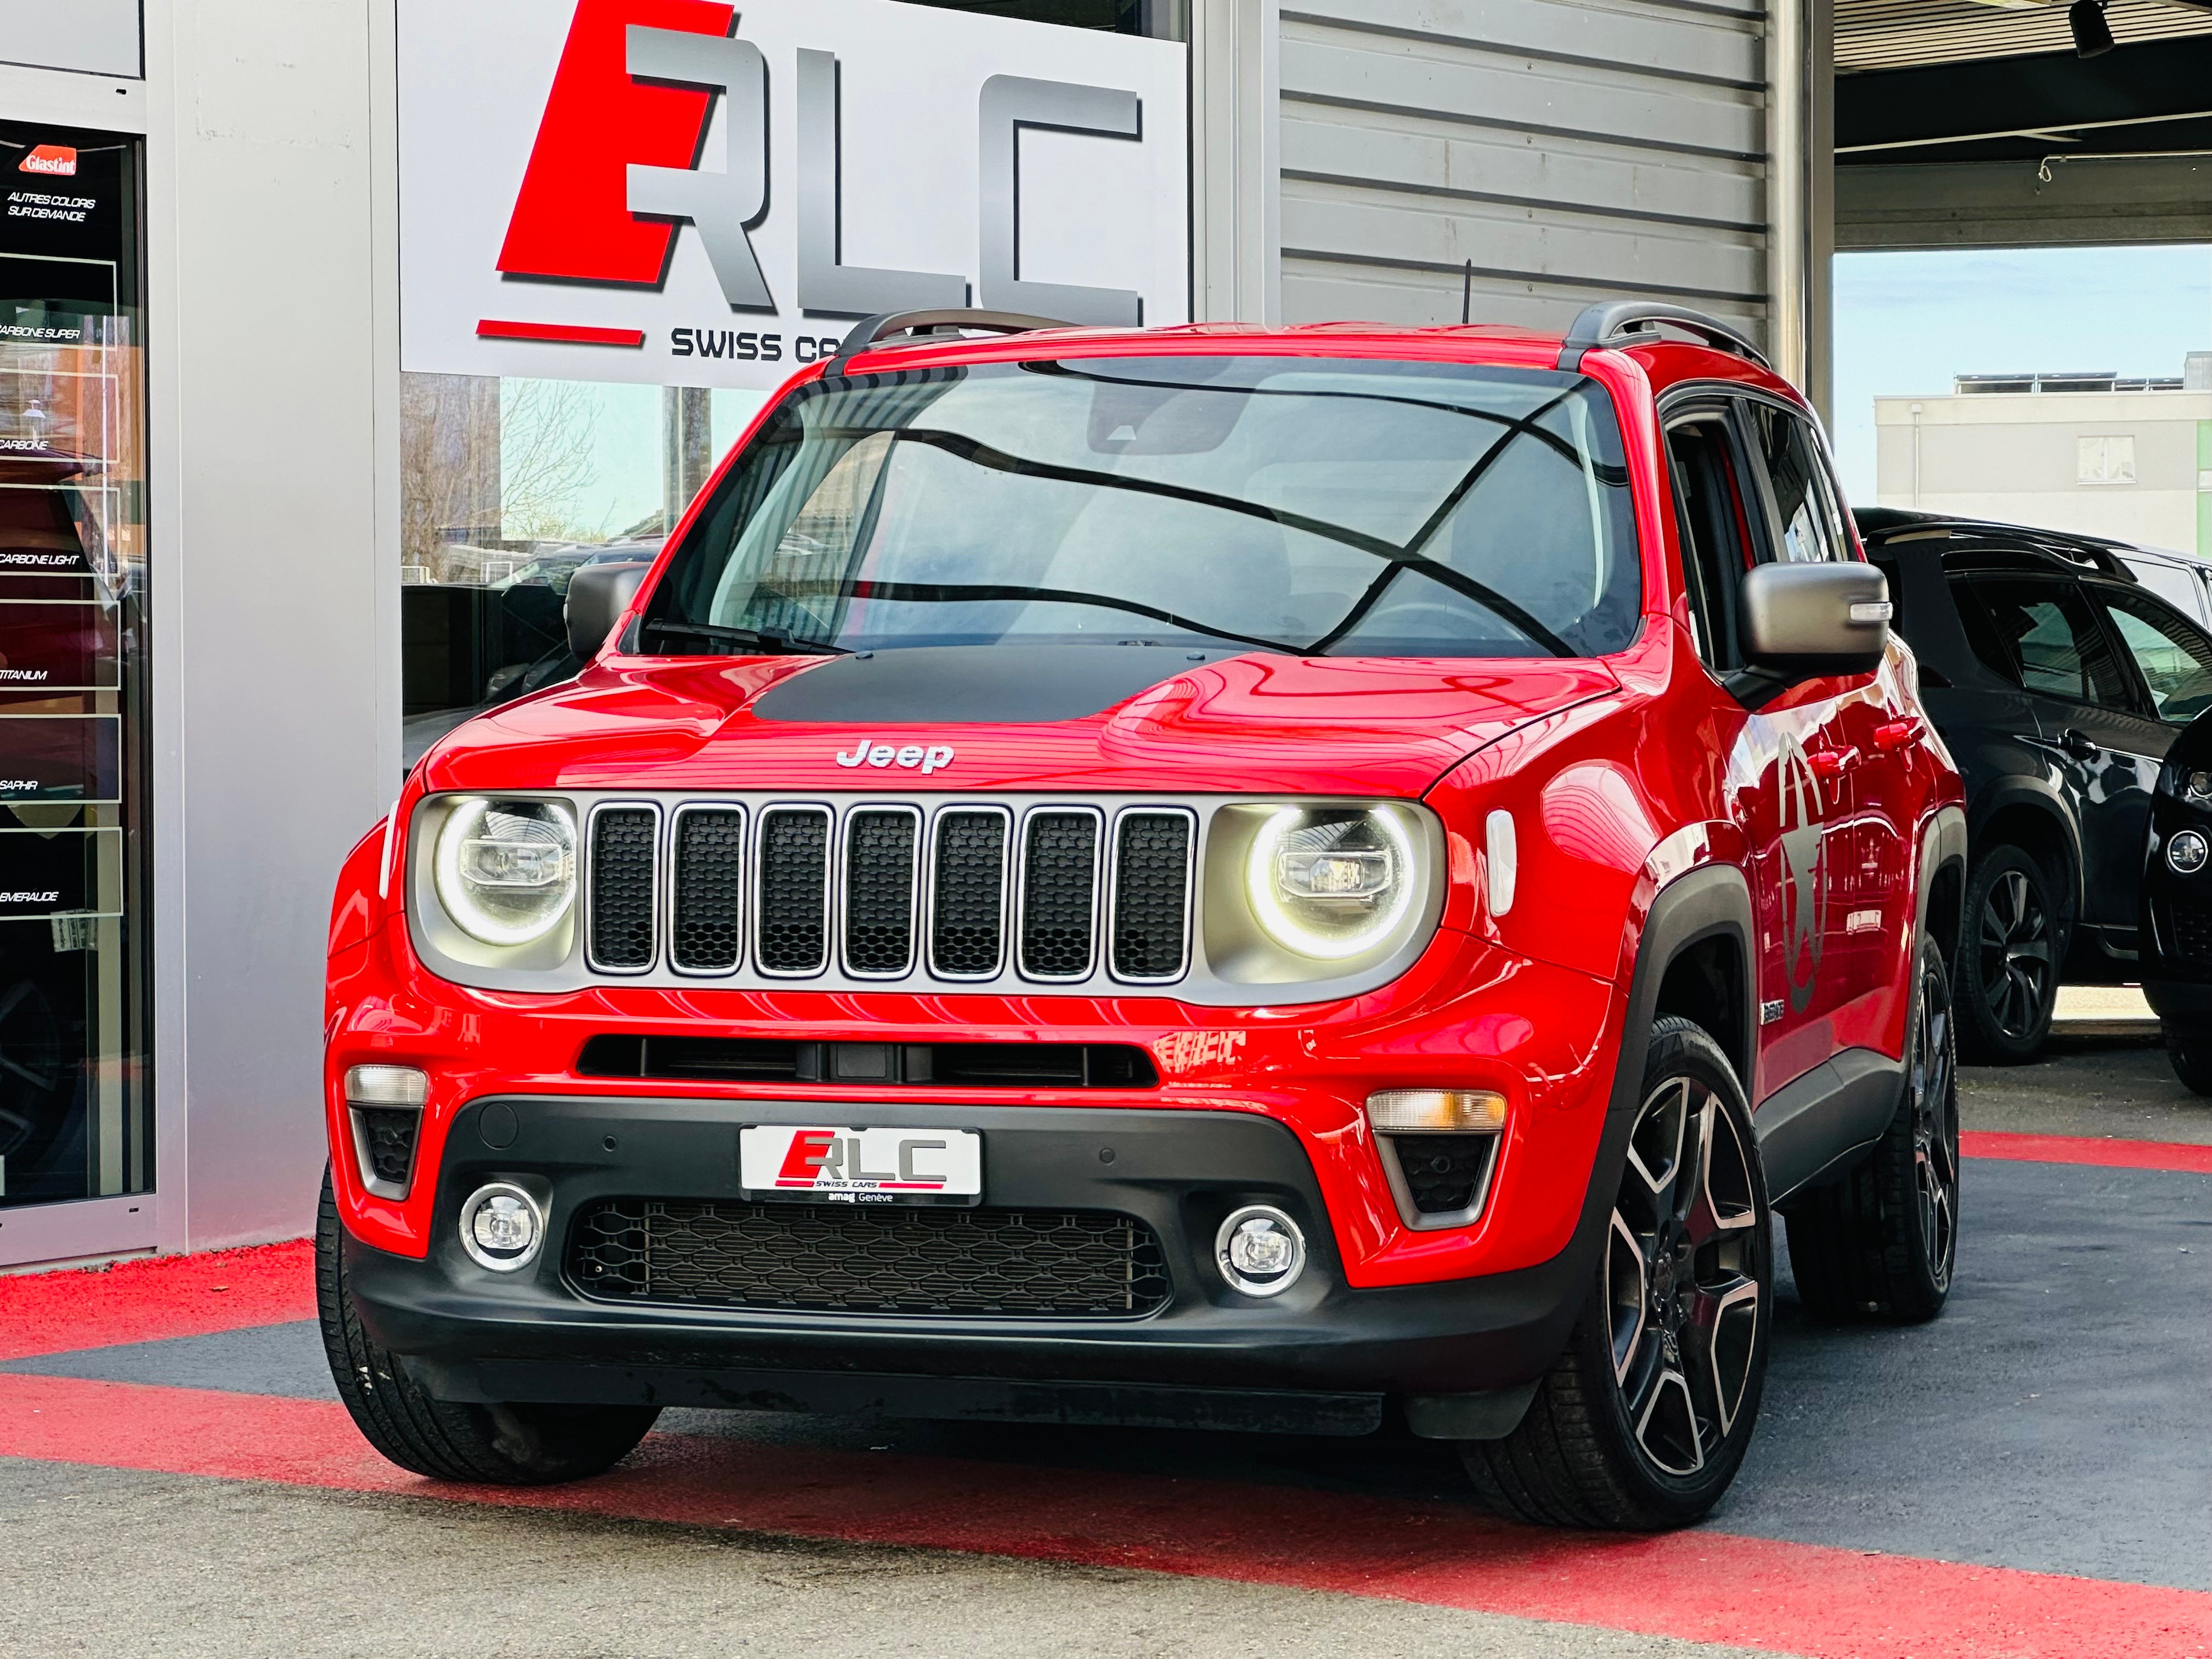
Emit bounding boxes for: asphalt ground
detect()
[3,1024,2209,1658]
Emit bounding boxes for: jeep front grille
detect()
[586,805,659,972]
[582,797,1194,989]
[567,1198,1174,1317]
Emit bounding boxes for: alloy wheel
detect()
[1606,1076,1764,1477]
[1977,868,2051,1040]
[1910,957,1960,1291]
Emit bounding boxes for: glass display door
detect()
[0,121,149,1210]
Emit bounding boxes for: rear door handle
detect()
[1807,746,1860,780]
[2061,727,2101,762]
[1872,718,1918,753]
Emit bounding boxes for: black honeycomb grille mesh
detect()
[1110,812,1191,980]
[1390,1135,1497,1216]
[568,1200,1172,1317]
[844,809,919,974]
[930,810,1008,977]
[1019,811,1098,978]
[355,1108,418,1189]
[758,808,830,972]
[588,808,657,969]
[672,809,745,972]
[2172,900,2212,965]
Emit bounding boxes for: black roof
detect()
[1852,506,2140,581]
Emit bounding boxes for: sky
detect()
[1831,244,2212,504]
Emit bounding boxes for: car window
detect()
[1664,415,1754,668]
[2121,556,2211,627]
[1743,403,1842,564]
[1968,577,2134,709]
[2097,588,2212,723]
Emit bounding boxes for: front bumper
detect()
[345,1093,1596,1432]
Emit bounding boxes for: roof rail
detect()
[823,308,1074,375]
[1556,303,1770,373]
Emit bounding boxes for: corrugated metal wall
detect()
[1276,0,1770,342]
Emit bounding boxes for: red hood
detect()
[422,650,1621,798]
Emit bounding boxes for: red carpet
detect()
[3,1370,2209,1658]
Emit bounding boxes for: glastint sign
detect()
[398,0,1190,391]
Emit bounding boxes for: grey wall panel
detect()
[0,1,142,77]
[1275,0,1771,340]
[1299,0,1762,84]
[1282,114,1766,232]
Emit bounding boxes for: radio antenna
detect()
[1459,259,1472,325]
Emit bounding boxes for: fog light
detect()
[460,1182,544,1272]
[1365,1088,1508,1132]
[2171,830,2209,876]
[1216,1205,1306,1297]
[343,1064,427,1107]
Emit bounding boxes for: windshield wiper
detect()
[643,619,850,656]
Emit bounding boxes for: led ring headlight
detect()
[433,798,577,946]
[1244,805,1418,961]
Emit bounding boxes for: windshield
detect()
[644,354,1641,660]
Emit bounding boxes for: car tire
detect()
[2168,1022,2212,1097]
[316,1171,660,1485]
[1783,939,1960,1324]
[1956,843,2060,1064]
[1461,1017,1771,1531]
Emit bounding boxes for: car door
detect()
[1671,398,1860,1099]
[2087,583,2212,934]
[1961,574,2154,952]
[1736,399,1894,1063]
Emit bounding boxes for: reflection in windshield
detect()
[647,356,1641,661]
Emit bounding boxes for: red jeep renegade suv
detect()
[320,305,1968,1530]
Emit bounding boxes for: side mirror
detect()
[564,562,651,661]
[1728,561,1891,707]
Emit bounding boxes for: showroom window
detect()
[399,377,766,764]
[0,121,152,1211]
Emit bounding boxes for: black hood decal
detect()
[750,644,1256,725]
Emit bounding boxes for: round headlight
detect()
[1245,806,1418,960]
[2171,829,2209,876]
[433,798,577,946]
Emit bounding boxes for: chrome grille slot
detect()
[928,808,1010,978]
[842,806,921,977]
[755,806,832,975]
[1109,809,1194,982]
[670,805,745,973]
[586,804,659,972]
[1018,808,1102,980]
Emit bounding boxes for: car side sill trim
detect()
[1754,1045,1903,1203]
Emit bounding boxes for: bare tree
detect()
[499,378,601,543]
[398,374,500,576]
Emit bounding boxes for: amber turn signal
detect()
[1365,1088,1508,1132]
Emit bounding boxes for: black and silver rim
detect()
[1911,958,1960,1290]
[1977,867,2051,1040]
[1606,1076,1763,1478]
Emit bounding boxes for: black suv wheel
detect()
[2169,1023,2212,1096]
[317,1171,660,1484]
[1958,843,2059,1063]
[1463,1017,1770,1530]
[1784,938,1959,1323]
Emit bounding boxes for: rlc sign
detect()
[399,0,1189,390]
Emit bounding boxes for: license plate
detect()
[738,1124,983,1205]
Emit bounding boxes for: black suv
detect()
[1858,509,2212,1062]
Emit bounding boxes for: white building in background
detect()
[1874,357,2212,555]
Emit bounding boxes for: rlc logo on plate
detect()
[738,1124,984,1201]
[19,146,77,176]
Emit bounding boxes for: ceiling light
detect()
[2069,0,2114,58]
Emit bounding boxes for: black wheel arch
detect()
[1966,780,2080,939]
